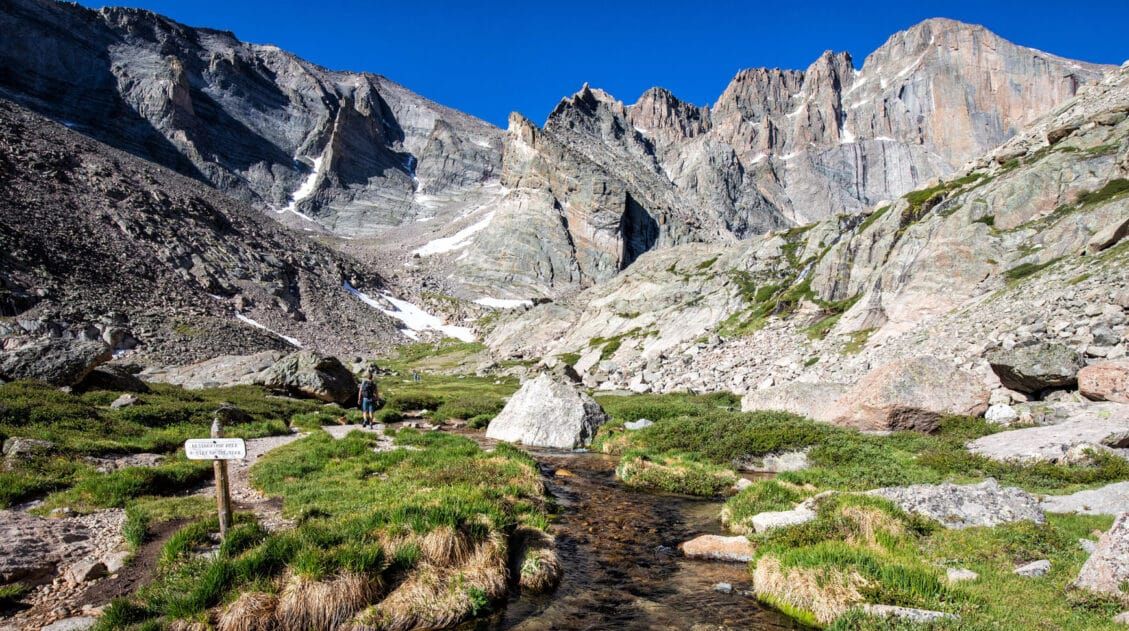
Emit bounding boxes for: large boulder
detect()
[0,338,110,387]
[832,357,989,432]
[987,342,1083,393]
[75,365,150,393]
[1079,359,1129,403]
[256,351,357,405]
[139,351,284,389]
[967,402,1129,463]
[868,479,1044,528]
[486,374,608,449]
[741,382,848,423]
[1074,512,1129,595]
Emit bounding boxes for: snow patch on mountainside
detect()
[344,283,475,342]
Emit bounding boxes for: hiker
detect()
[358,372,378,428]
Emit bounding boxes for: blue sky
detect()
[78,0,1129,128]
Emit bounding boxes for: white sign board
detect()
[185,438,246,460]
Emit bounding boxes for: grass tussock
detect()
[513,527,562,593]
[216,591,278,631]
[616,452,737,496]
[106,429,551,629]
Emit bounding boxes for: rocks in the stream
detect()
[75,365,150,393]
[862,604,959,624]
[988,342,1083,393]
[1079,359,1129,403]
[679,534,755,563]
[1014,559,1051,577]
[713,582,733,594]
[0,338,111,387]
[740,382,848,424]
[967,402,1129,463]
[867,479,1044,528]
[486,374,608,449]
[256,351,357,405]
[1073,512,1129,595]
[832,357,989,432]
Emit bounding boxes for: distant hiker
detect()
[412,370,421,383]
[358,372,378,428]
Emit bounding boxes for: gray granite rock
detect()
[868,479,1044,529]
[1074,512,1129,595]
[486,375,608,449]
[1014,559,1051,577]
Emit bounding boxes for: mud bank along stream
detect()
[460,446,804,630]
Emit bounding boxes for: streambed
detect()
[465,448,803,630]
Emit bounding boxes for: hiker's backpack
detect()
[360,380,375,400]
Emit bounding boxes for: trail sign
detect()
[185,438,246,460]
[186,417,242,538]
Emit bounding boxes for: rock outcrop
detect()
[1080,359,1129,403]
[868,479,1044,528]
[1074,512,1129,595]
[0,0,502,236]
[988,342,1083,393]
[741,382,848,423]
[485,374,608,449]
[832,357,989,432]
[0,338,110,387]
[0,98,400,364]
[256,351,357,405]
[967,403,1129,463]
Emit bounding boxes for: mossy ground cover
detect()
[0,381,314,509]
[100,428,552,629]
[594,392,1129,628]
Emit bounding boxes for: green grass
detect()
[858,205,891,234]
[1003,257,1063,284]
[105,428,550,627]
[0,380,308,509]
[33,457,213,515]
[751,491,1122,629]
[842,328,874,354]
[378,370,516,425]
[616,451,737,496]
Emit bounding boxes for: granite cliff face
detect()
[0,0,502,237]
[407,18,1111,299]
[487,62,1129,397]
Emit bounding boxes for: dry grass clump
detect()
[349,532,509,631]
[753,555,869,626]
[419,525,473,566]
[216,591,278,631]
[166,621,209,631]
[274,571,377,631]
[841,505,905,549]
[512,527,561,592]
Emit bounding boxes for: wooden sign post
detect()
[185,417,246,539]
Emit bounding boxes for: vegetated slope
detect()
[0,97,402,363]
[486,62,1129,391]
[406,18,1113,300]
[0,0,502,236]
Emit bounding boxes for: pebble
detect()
[713,582,733,594]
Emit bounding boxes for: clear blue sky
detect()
[78,0,1129,128]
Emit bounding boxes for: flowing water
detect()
[461,448,805,630]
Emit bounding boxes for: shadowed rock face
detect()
[0,97,401,363]
[0,0,502,236]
